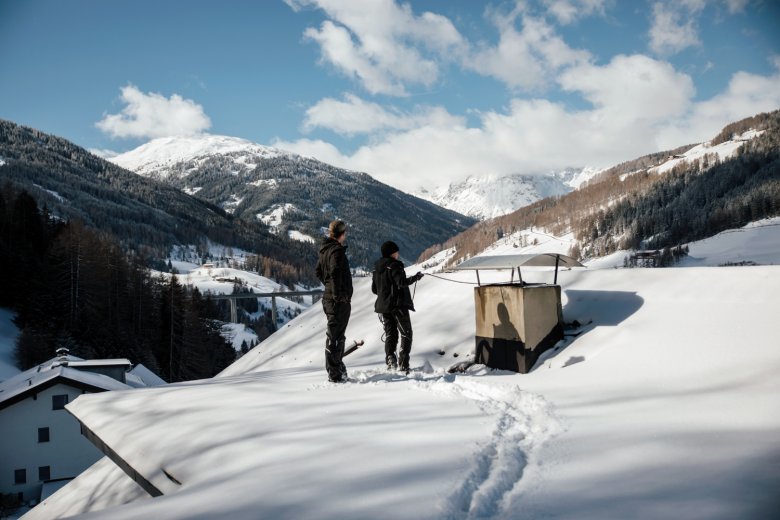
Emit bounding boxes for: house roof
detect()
[68,359,132,368]
[0,356,131,411]
[126,364,167,388]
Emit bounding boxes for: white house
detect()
[0,351,163,506]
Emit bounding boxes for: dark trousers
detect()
[382,308,412,370]
[323,299,351,381]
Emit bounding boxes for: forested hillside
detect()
[113,135,477,267]
[0,184,236,380]
[0,120,315,285]
[419,110,780,266]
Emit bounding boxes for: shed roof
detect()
[454,253,585,270]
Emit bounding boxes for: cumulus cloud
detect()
[302,93,465,136]
[649,1,705,55]
[96,85,211,139]
[466,13,591,91]
[288,0,591,94]
[277,57,779,194]
[559,54,695,123]
[278,1,776,194]
[657,65,780,148]
[543,0,608,25]
[288,0,465,95]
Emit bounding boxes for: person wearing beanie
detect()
[371,240,423,373]
[315,219,353,383]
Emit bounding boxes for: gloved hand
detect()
[413,271,424,282]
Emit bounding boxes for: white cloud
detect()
[724,0,749,13]
[96,85,211,139]
[559,54,695,123]
[657,66,780,148]
[302,93,465,136]
[288,0,592,94]
[288,0,466,96]
[278,57,778,194]
[543,0,608,25]
[648,1,704,55]
[466,14,591,91]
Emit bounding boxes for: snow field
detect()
[25,221,780,519]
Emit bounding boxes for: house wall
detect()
[0,383,102,503]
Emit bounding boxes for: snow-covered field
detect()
[158,262,310,349]
[28,221,780,520]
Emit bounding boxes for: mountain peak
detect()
[419,169,600,221]
[111,134,291,178]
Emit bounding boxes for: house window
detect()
[52,394,68,410]
[14,469,26,485]
[38,466,51,481]
[38,427,50,443]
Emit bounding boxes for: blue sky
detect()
[1,0,778,191]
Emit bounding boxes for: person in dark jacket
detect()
[371,241,423,373]
[315,219,353,383]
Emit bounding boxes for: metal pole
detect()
[476,269,481,286]
[554,254,560,285]
[229,299,237,323]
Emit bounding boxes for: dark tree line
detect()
[584,123,780,253]
[1,185,236,382]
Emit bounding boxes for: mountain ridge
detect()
[417,168,601,220]
[110,134,477,267]
[417,110,780,267]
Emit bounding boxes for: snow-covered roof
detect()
[126,364,167,388]
[27,221,780,519]
[455,253,584,270]
[0,356,131,410]
[68,359,132,368]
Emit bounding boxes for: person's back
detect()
[315,220,352,383]
[317,237,353,302]
[371,241,422,372]
[372,256,415,313]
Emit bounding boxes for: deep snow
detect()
[26,222,780,520]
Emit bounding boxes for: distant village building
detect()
[0,350,164,507]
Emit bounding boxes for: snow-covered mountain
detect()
[111,134,290,180]
[418,168,601,221]
[109,134,475,268]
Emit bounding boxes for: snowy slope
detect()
[110,134,288,179]
[419,172,577,220]
[619,129,765,180]
[31,221,780,519]
[154,262,311,350]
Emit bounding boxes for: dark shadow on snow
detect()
[532,289,644,370]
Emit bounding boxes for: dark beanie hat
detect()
[381,241,399,258]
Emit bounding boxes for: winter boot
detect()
[386,353,398,371]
